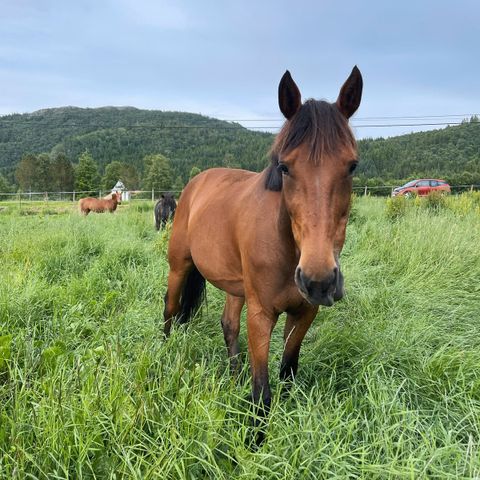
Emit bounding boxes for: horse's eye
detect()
[277,163,289,175]
[349,162,358,175]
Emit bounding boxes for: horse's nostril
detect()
[295,267,309,292]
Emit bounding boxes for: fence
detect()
[0,185,479,203]
[0,190,183,203]
[352,184,480,196]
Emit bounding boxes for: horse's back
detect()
[180,168,257,211]
[176,168,257,230]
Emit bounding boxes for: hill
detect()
[0,107,274,183]
[357,117,480,186]
[0,107,479,187]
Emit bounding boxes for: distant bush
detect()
[349,194,359,223]
[385,195,409,220]
[422,191,447,212]
[446,191,480,216]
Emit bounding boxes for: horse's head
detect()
[267,67,363,306]
[161,192,174,201]
[113,192,121,204]
[161,192,177,209]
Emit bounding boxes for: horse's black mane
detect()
[265,100,356,191]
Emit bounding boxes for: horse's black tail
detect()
[177,265,206,324]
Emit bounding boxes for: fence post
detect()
[364,185,368,196]
[152,189,154,202]
[73,191,76,202]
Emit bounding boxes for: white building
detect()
[111,180,130,201]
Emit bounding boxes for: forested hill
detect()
[0,107,479,186]
[0,107,274,181]
[357,117,480,185]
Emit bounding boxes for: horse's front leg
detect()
[246,305,277,442]
[280,305,318,382]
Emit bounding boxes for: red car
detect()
[392,179,451,197]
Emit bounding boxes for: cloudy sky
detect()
[1,0,479,139]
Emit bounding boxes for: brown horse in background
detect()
[163,67,363,434]
[79,192,121,215]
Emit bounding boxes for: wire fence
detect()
[0,185,479,203]
[352,184,480,196]
[0,190,183,203]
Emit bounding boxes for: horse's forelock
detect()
[265,100,356,191]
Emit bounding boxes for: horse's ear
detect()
[161,193,165,198]
[336,66,363,119]
[278,70,301,120]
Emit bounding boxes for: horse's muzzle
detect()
[295,266,345,306]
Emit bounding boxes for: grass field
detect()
[1,196,480,479]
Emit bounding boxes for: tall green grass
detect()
[0,197,479,478]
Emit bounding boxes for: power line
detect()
[216,113,480,122]
[0,121,478,130]
[1,112,478,123]
[0,112,479,130]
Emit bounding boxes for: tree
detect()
[102,161,124,190]
[172,175,184,193]
[36,153,52,191]
[15,153,43,192]
[223,153,240,169]
[75,150,100,196]
[0,173,11,199]
[189,166,201,180]
[102,161,140,190]
[143,154,173,192]
[50,152,74,192]
[121,164,140,190]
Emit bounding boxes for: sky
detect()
[1,0,479,139]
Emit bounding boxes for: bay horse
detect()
[164,67,363,431]
[154,193,177,230]
[79,192,121,215]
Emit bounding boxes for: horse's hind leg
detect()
[221,294,244,375]
[163,260,193,337]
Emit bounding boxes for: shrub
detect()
[385,195,408,220]
[422,191,447,211]
[349,194,359,223]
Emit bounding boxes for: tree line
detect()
[0,149,203,196]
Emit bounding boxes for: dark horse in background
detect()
[154,193,177,230]
[163,67,363,437]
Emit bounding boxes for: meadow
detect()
[0,195,480,479]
